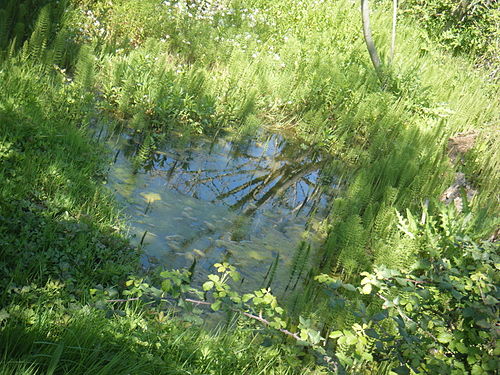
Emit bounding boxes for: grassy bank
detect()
[0,0,498,374]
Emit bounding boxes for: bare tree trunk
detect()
[361,0,382,72]
[390,0,398,62]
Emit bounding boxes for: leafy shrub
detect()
[401,0,500,66]
[317,205,499,374]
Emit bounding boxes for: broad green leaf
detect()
[308,330,322,345]
[230,271,241,281]
[484,295,498,305]
[392,365,410,375]
[202,281,214,291]
[211,300,221,311]
[437,332,453,343]
[329,330,343,339]
[341,283,356,292]
[361,283,372,294]
[242,293,254,303]
[456,342,468,354]
[344,332,357,345]
[207,274,219,282]
[161,279,172,292]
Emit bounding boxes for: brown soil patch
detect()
[447,131,478,163]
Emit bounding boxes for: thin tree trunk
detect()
[361,0,382,72]
[390,0,398,62]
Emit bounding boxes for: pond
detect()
[106,129,339,294]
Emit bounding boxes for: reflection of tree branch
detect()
[189,169,265,185]
[179,159,257,174]
[230,171,281,211]
[209,179,224,197]
[300,176,316,187]
[137,134,330,216]
[165,159,179,182]
[243,162,323,215]
[216,174,269,200]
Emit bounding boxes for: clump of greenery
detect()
[1,285,318,375]
[316,205,499,374]
[80,205,498,375]
[401,0,499,68]
[0,58,136,292]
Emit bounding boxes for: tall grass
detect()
[0,3,326,374]
[0,294,316,375]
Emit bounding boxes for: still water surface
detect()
[107,131,337,292]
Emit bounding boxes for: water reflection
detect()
[108,131,337,292]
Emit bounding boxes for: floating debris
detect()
[203,221,216,231]
[140,192,162,203]
[167,241,182,251]
[165,234,184,241]
[193,249,206,257]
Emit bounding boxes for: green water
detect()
[107,130,339,292]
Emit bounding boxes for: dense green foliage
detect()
[0,0,498,374]
[401,0,499,67]
[316,206,499,373]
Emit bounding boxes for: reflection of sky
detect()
[145,133,323,212]
[107,132,334,292]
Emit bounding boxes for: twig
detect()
[184,298,302,341]
[106,297,140,302]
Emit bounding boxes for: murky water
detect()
[107,130,338,292]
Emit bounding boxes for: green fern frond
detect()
[49,27,68,66]
[287,240,306,289]
[12,22,25,49]
[74,45,95,93]
[28,5,50,61]
[263,252,280,289]
[133,135,153,172]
